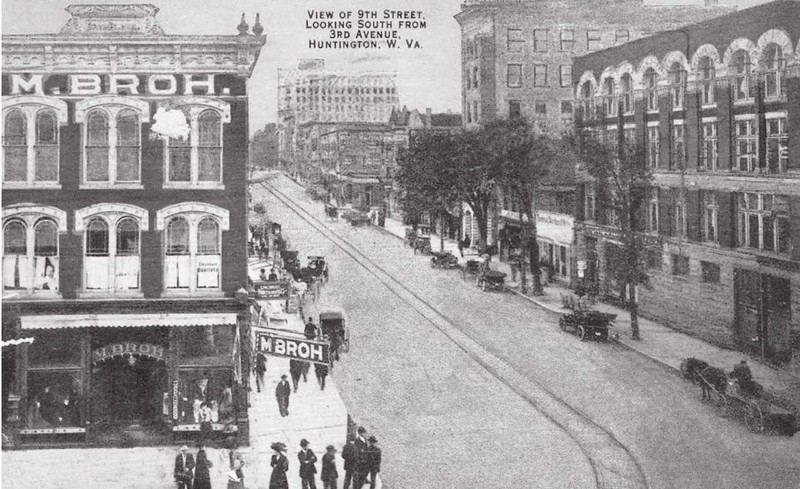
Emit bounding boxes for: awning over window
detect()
[20,313,238,330]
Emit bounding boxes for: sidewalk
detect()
[380,217,800,413]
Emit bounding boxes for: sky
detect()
[1,0,465,134]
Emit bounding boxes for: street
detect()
[256,174,800,489]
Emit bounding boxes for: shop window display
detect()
[176,368,235,425]
[26,371,81,428]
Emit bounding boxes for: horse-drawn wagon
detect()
[559,310,616,341]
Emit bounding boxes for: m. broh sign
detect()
[256,332,330,365]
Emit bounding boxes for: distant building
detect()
[573,0,800,366]
[251,123,280,170]
[1,4,265,447]
[277,59,398,175]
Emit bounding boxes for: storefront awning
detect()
[20,313,238,330]
[345,176,380,184]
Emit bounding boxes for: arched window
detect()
[644,68,658,111]
[196,218,221,288]
[167,218,190,254]
[580,82,594,119]
[3,209,64,293]
[698,57,715,105]
[116,110,140,182]
[198,111,222,182]
[116,218,139,256]
[668,62,686,109]
[731,50,753,101]
[4,220,27,255]
[620,74,633,114]
[168,111,191,183]
[197,218,220,254]
[3,220,28,290]
[3,110,27,182]
[86,218,109,256]
[34,219,58,257]
[603,78,617,117]
[762,44,785,99]
[86,111,110,182]
[34,111,59,182]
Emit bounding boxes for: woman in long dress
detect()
[226,459,244,489]
[269,442,289,489]
[194,442,213,489]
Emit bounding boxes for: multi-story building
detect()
[572,0,799,368]
[1,4,265,447]
[455,0,734,260]
[277,59,398,176]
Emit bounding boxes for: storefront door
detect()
[734,269,793,363]
[91,356,167,427]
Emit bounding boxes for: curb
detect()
[508,288,685,377]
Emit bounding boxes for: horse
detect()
[698,366,728,401]
[680,358,709,384]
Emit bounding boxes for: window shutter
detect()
[658,99,671,170]
[717,82,733,170]
[716,190,735,248]
[685,92,700,171]
[686,189,701,242]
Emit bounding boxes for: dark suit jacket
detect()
[365,446,382,472]
[298,449,318,477]
[341,442,357,471]
[321,453,338,480]
[275,380,291,399]
[174,453,195,480]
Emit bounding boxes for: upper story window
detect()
[668,63,686,109]
[671,121,685,170]
[698,56,716,106]
[507,28,524,52]
[560,65,573,88]
[620,74,633,114]
[76,204,148,294]
[672,191,687,239]
[533,64,547,87]
[507,64,523,88]
[644,68,658,112]
[761,44,785,99]
[76,96,149,188]
[472,66,479,89]
[584,184,596,221]
[2,205,66,295]
[647,188,659,232]
[509,100,522,119]
[533,29,548,52]
[2,97,68,187]
[647,124,659,169]
[700,119,719,171]
[603,78,617,117]
[157,203,230,294]
[162,98,231,189]
[560,30,575,52]
[731,50,754,101]
[766,114,788,174]
[579,81,594,120]
[615,29,629,43]
[703,192,718,243]
[738,193,790,254]
[734,116,758,172]
[586,30,602,51]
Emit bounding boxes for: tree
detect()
[395,132,459,247]
[568,118,653,340]
[489,118,557,295]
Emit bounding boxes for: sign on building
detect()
[255,332,330,365]
[255,281,290,300]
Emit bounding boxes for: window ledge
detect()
[161,290,226,299]
[3,182,61,190]
[701,104,717,110]
[80,183,144,190]
[163,183,226,190]
[77,290,144,300]
[2,291,62,301]
[733,99,755,106]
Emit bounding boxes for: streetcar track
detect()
[262,179,649,489]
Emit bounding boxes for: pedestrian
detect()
[298,438,318,489]
[301,361,311,383]
[226,459,244,489]
[314,363,329,391]
[259,269,268,282]
[305,317,318,340]
[457,238,464,258]
[364,437,381,489]
[269,442,289,489]
[462,234,471,251]
[269,269,279,281]
[351,428,368,489]
[341,438,357,489]
[199,402,213,435]
[194,441,213,489]
[275,374,291,417]
[289,360,303,392]
[255,353,267,393]
[174,445,195,489]
[321,445,338,489]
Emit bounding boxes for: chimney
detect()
[425,108,432,128]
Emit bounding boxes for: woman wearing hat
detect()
[321,445,338,489]
[269,442,289,489]
[194,441,213,489]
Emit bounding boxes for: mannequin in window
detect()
[37,260,57,290]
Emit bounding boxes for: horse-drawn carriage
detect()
[301,256,328,281]
[430,251,459,269]
[559,310,617,341]
[461,254,483,282]
[280,250,300,274]
[684,360,798,435]
[412,236,432,255]
[477,270,506,292]
[342,210,371,227]
[319,310,350,361]
[324,203,338,221]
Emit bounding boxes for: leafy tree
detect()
[568,118,653,340]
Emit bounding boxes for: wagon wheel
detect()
[577,326,588,341]
[746,401,765,433]
[559,317,567,331]
[430,257,437,268]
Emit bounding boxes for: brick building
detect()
[454,0,733,259]
[1,5,265,447]
[572,0,800,367]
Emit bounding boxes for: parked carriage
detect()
[477,270,506,292]
[324,203,338,220]
[430,251,460,269]
[319,310,350,361]
[559,310,617,341]
[461,255,483,282]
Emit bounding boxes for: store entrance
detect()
[91,355,167,427]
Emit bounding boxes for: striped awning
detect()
[20,313,238,330]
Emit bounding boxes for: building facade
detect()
[1,5,265,447]
[573,0,800,368]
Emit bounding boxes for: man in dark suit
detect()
[341,438,357,489]
[363,436,382,489]
[174,445,195,489]
[275,374,291,417]
[352,427,369,489]
[298,438,318,489]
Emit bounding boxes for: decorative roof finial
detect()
[237,13,249,35]
[253,13,264,36]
